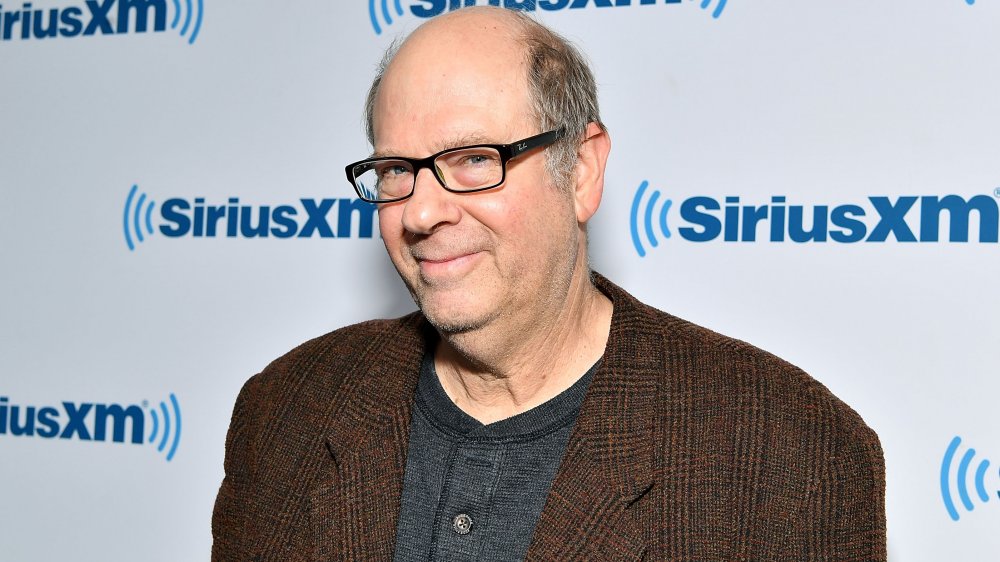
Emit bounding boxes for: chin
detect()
[425,316,485,335]
[401,270,505,335]
[417,296,497,336]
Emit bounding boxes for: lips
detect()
[409,240,482,264]
[417,252,474,264]
[412,249,483,279]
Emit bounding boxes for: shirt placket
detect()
[430,442,504,560]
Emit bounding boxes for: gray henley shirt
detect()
[392,353,597,561]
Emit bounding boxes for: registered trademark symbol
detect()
[994,187,1000,198]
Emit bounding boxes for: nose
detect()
[400,167,461,235]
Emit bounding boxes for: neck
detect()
[434,264,613,424]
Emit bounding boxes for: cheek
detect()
[470,194,571,259]
[465,196,534,247]
[377,208,404,253]
[472,197,518,224]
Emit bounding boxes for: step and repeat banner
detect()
[1,1,997,560]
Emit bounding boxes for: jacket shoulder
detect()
[224,312,427,475]
[600,277,885,557]
[240,312,426,403]
[650,301,877,448]
[213,313,427,560]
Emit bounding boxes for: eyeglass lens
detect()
[352,146,504,202]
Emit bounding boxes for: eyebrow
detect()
[372,132,502,159]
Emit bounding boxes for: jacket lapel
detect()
[311,316,429,561]
[527,275,662,561]
[308,276,662,560]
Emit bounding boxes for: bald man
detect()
[212,7,886,561]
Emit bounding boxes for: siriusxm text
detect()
[677,194,999,243]
[409,0,681,18]
[0,396,144,444]
[0,0,167,41]
[159,197,377,238]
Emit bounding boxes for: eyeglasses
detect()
[345,129,564,203]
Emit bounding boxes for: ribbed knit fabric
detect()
[212,273,886,561]
[393,354,596,561]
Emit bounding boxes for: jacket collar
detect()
[319,273,659,560]
[314,313,428,560]
[526,273,659,561]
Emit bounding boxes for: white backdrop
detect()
[1,1,998,560]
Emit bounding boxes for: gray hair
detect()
[363,8,605,190]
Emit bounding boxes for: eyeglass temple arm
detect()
[508,129,564,159]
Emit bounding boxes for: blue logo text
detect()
[0,393,182,461]
[124,186,378,250]
[0,0,203,44]
[630,182,1000,257]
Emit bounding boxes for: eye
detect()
[375,162,411,179]
[455,152,500,168]
[462,154,492,166]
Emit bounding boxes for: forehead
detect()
[373,12,533,152]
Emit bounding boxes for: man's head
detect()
[364,8,605,191]
[360,7,611,341]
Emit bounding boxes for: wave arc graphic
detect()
[124,185,156,251]
[941,436,993,521]
[369,0,405,35]
[147,393,182,462]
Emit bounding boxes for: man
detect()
[213,6,886,561]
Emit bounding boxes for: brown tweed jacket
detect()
[212,274,886,561]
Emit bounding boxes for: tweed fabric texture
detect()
[212,273,887,561]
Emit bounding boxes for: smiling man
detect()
[212,7,886,561]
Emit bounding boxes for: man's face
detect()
[372,17,581,336]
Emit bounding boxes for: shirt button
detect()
[452,513,473,535]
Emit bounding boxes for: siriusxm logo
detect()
[367,0,726,35]
[0,0,204,44]
[0,393,182,462]
[629,181,1000,257]
[941,436,997,521]
[123,185,377,250]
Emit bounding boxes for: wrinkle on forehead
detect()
[370,7,532,149]
[373,131,512,159]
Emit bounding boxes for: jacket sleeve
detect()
[211,374,263,561]
[795,414,887,561]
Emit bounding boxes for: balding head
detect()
[364,6,604,189]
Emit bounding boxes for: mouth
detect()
[414,251,482,279]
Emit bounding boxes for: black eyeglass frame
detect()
[345,129,564,203]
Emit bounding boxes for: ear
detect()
[573,122,611,224]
